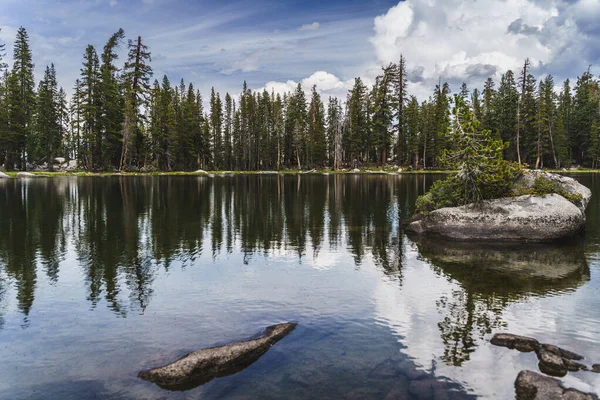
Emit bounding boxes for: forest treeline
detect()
[1,27,600,172]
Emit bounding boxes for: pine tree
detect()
[7,27,36,170]
[495,70,518,161]
[481,77,496,134]
[120,35,152,170]
[371,66,394,165]
[394,56,408,164]
[272,92,284,170]
[285,83,307,169]
[79,45,100,169]
[33,64,61,169]
[572,70,599,166]
[307,85,326,168]
[223,93,233,170]
[347,77,368,166]
[516,58,530,164]
[100,28,125,169]
[405,96,421,168]
[327,96,343,170]
[210,87,223,169]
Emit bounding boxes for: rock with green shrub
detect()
[407,95,591,242]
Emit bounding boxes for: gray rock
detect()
[16,172,49,178]
[491,333,539,353]
[515,370,598,400]
[54,157,66,164]
[407,170,591,242]
[592,364,600,373]
[138,322,297,390]
[0,171,11,179]
[407,194,585,241]
[564,359,588,372]
[65,160,78,171]
[515,170,592,214]
[540,343,584,361]
[536,348,568,377]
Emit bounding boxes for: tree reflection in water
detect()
[411,236,590,367]
[0,174,590,370]
[0,175,424,322]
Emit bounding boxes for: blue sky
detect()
[1,0,600,101]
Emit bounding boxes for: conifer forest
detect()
[1,27,600,172]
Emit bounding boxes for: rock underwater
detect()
[406,171,591,242]
[515,370,598,400]
[138,322,297,391]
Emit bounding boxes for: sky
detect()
[1,0,600,102]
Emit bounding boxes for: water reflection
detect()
[0,175,426,322]
[411,236,590,367]
[0,175,597,398]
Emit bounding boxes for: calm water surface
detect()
[0,174,599,399]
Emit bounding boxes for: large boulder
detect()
[407,194,585,241]
[138,322,297,390]
[407,170,590,242]
[0,171,11,179]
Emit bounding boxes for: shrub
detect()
[530,176,583,205]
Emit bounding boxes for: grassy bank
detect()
[2,168,456,178]
[4,168,598,178]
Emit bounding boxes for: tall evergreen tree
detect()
[33,64,61,169]
[79,45,101,169]
[307,85,326,168]
[223,93,233,170]
[120,35,152,170]
[6,27,36,170]
[99,28,125,169]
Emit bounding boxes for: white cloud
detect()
[368,0,599,96]
[260,0,600,103]
[299,22,320,31]
[262,71,353,99]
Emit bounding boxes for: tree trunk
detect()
[535,124,542,169]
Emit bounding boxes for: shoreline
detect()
[1,168,596,178]
[2,169,455,178]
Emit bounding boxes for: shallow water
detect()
[0,174,599,399]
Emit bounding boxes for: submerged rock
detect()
[491,333,539,353]
[536,348,568,377]
[491,333,596,379]
[138,322,297,391]
[406,170,591,242]
[515,370,598,400]
[540,343,584,361]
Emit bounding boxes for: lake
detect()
[0,174,599,399]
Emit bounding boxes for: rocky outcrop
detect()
[0,171,11,179]
[514,170,592,213]
[138,322,297,391]
[407,194,585,241]
[407,171,591,242]
[515,370,598,400]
